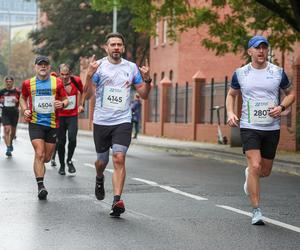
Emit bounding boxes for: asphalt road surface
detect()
[0,129,299,250]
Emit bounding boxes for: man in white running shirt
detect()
[84,32,151,217]
[226,35,295,225]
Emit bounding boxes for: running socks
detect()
[36,177,45,189]
[113,195,121,203]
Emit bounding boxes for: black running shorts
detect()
[240,128,280,159]
[29,123,58,144]
[93,122,132,153]
[1,109,19,127]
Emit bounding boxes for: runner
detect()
[84,32,151,217]
[0,76,21,157]
[226,35,295,225]
[56,63,84,175]
[19,55,68,200]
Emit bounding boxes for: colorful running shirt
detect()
[21,76,67,128]
[92,57,143,125]
[0,87,21,112]
[231,62,290,130]
[59,76,83,117]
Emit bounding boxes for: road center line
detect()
[84,163,299,233]
[132,177,208,201]
[216,205,300,234]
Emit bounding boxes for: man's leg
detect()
[3,125,12,156]
[245,149,262,208]
[109,144,128,217]
[31,139,48,200]
[94,151,109,201]
[66,116,78,173]
[245,149,265,225]
[57,119,67,175]
[112,152,126,196]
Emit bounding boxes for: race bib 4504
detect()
[34,96,55,114]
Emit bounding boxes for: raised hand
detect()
[139,59,150,82]
[87,55,100,78]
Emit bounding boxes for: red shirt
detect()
[21,76,67,128]
[59,76,83,117]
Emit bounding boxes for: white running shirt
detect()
[231,62,290,130]
[92,57,143,125]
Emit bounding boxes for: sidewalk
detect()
[18,123,300,176]
[77,127,300,176]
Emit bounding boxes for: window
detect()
[169,70,173,81]
[153,73,157,86]
[162,19,167,44]
[154,21,159,47]
[161,71,165,80]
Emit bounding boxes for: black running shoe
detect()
[95,176,105,200]
[67,161,76,174]
[38,187,48,200]
[109,200,125,217]
[58,165,66,175]
[6,148,12,157]
[51,159,57,167]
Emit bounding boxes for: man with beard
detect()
[84,32,151,217]
[19,56,68,200]
[0,76,21,157]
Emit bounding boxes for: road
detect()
[0,129,299,250]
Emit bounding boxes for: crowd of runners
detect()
[0,33,295,224]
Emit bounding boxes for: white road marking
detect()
[217,205,300,233]
[84,162,300,233]
[84,163,113,173]
[132,177,208,201]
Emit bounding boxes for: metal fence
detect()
[167,82,192,123]
[148,85,160,122]
[200,77,228,125]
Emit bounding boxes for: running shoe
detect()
[252,208,265,225]
[244,167,249,196]
[67,161,76,174]
[109,200,125,217]
[95,176,105,200]
[38,187,48,200]
[6,148,12,157]
[51,159,57,167]
[9,145,13,152]
[58,165,66,175]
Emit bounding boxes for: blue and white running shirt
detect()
[92,57,143,125]
[231,62,290,130]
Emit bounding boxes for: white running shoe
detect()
[252,208,265,225]
[244,167,249,196]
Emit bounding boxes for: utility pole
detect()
[8,9,11,75]
[113,0,117,32]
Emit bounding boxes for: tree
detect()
[29,0,149,72]
[92,0,300,62]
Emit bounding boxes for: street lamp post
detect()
[113,0,117,32]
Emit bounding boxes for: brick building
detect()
[140,18,300,151]
[78,4,300,151]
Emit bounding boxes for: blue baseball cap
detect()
[248,35,269,48]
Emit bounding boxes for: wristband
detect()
[279,104,286,112]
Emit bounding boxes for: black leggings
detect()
[57,116,78,166]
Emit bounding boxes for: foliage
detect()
[92,0,300,60]
[29,0,149,73]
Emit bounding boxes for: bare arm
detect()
[19,94,32,119]
[84,55,98,100]
[269,85,295,118]
[136,60,151,99]
[226,87,240,127]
